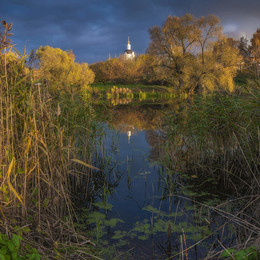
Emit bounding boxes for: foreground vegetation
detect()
[0,12,260,258]
[0,21,100,259]
[159,92,260,258]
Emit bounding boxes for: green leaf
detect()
[137,234,149,240]
[7,241,15,252]
[0,248,7,255]
[93,201,113,210]
[112,230,127,240]
[104,218,124,228]
[221,248,235,258]
[12,234,22,248]
[87,212,106,224]
[43,198,50,209]
[11,251,18,260]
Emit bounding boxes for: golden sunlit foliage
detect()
[197,37,242,92]
[90,54,153,84]
[251,28,260,58]
[147,14,242,93]
[36,46,94,92]
[0,21,30,80]
[1,21,99,259]
[1,48,30,78]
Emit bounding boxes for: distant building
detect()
[124,37,135,60]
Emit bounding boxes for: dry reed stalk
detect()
[182,229,188,260]
[0,24,98,258]
[180,234,183,260]
[217,239,236,260]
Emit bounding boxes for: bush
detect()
[0,233,41,260]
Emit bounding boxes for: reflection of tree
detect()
[107,104,166,132]
[154,97,260,257]
[109,97,133,106]
[145,130,164,161]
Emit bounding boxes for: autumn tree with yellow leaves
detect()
[90,54,152,84]
[147,14,242,93]
[36,46,94,92]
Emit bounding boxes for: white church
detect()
[123,37,135,60]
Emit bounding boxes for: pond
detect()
[76,97,259,259]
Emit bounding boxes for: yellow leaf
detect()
[7,158,24,206]
[0,204,6,219]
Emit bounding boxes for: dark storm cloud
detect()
[1,0,260,63]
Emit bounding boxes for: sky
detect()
[1,0,260,64]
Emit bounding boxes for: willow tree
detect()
[147,14,200,91]
[147,14,241,94]
[200,37,242,92]
[36,46,94,92]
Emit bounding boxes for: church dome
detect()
[124,49,134,54]
[124,37,135,59]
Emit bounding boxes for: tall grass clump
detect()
[0,21,98,258]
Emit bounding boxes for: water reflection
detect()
[79,99,259,259]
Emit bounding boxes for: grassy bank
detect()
[85,83,189,106]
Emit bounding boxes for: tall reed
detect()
[0,21,97,258]
[160,92,260,258]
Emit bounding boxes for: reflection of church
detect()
[124,37,135,60]
[127,130,131,144]
[126,126,135,144]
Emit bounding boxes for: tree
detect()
[147,14,200,90]
[239,36,251,60]
[250,28,260,79]
[89,61,108,83]
[90,55,149,84]
[200,37,242,92]
[147,14,241,94]
[36,46,94,92]
[237,29,260,84]
[197,15,222,66]
[251,28,260,58]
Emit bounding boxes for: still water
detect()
[79,101,254,259]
